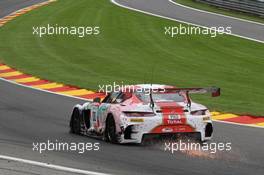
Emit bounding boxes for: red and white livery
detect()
[69,84,220,144]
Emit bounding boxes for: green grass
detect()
[174,0,264,24]
[0,0,264,115]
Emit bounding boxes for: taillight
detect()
[124,112,155,117]
[191,110,207,115]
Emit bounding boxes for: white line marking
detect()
[0,0,53,27]
[0,154,111,175]
[110,0,264,129]
[0,1,92,103]
[0,77,92,102]
[213,120,264,128]
[111,0,264,43]
[0,0,93,102]
[168,0,264,26]
[1,77,263,129]
[0,2,106,174]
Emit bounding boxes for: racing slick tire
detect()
[105,115,118,144]
[70,108,81,135]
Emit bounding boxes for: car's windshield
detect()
[135,92,185,103]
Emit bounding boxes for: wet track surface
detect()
[0,0,264,174]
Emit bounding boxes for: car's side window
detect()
[102,92,121,103]
[101,93,111,103]
[109,92,121,103]
[115,92,132,103]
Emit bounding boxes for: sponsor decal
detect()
[130,118,144,122]
[151,125,194,133]
[161,127,173,133]
[203,116,210,121]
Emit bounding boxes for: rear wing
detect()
[149,86,220,109]
[162,87,221,97]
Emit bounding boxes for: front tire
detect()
[70,108,81,134]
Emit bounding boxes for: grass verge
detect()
[0,0,263,115]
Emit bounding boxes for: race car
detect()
[69,84,220,144]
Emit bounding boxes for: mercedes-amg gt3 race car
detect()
[69,84,220,144]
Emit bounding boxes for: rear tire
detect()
[70,108,81,134]
[105,115,118,143]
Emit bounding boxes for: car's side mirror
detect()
[93,97,101,103]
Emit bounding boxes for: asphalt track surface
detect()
[0,0,45,17]
[0,0,264,175]
[114,0,264,43]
